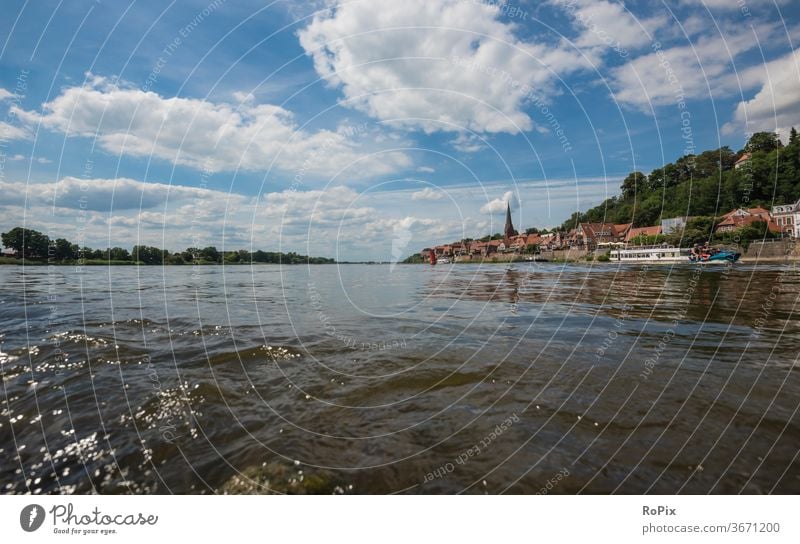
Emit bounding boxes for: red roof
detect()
[717,214,780,233]
[625,225,662,242]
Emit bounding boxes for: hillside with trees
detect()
[559,130,800,236]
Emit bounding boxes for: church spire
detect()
[504,201,517,239]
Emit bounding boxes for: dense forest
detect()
[0,227,336,265]
[559,130,800,232]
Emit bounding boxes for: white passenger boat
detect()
[608,245,690,263]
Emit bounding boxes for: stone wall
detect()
[742,239,800,262]
[539,248,590,261]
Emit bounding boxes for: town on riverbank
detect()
[410,131,800,265]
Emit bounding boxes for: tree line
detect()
[0,227,335,264]
[559,130,800,244]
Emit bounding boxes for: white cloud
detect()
[450,133,485,152]
[0,176,246,212]
[298,0,589,134]
[723,49,800,141]
[416,166,435,173]
[0,121,29,141]
[35,157,53,164]
[480,190,517,215]
[609,22,781,110]
[14,75,410,179]
[0,88,13,101]
[232,91,256,104]
[552,0,667,53]
[411,187,443,201]
[6,154,25,161]
[680,0,790,9]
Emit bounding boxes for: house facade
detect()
[733,153,751,169]
[571,223,623,249]
[625,225,662,243]
[715,207,779,233]
[771,199,800,237]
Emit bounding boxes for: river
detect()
[1,262,798,494]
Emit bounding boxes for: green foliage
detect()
[746,131,782,153]
[558,130,800,233]
[200,246,221,263]
[402,253,427,264]
[524,244,538,254]
[627,234,667,246]
[109,247,130,261]
[132,245,166,265]
[1,227,50,258]
[621,171,646,199]
[1,228,334,265]
[53,238,79,260]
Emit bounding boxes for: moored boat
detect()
[609,245,689,262]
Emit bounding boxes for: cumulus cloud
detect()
[0,88,13,101]
[13,75,410,178]
[480,190,517,215]
[552,0,667,53]
[416,166,435,173]
[0,121,29,141]
[298,0,589,135]
[609,22,781,110]
[411,187,443,201]
[262,185,379,232]
[0,176,247,212]
[450,133,485,152]
[681,0,791,9]
[723,49,800,141]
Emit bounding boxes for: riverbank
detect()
[0,258,338,266]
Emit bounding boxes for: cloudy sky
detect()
[1,0,798,260]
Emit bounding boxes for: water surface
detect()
[1,262,798,494]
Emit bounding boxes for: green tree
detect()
[52,238,79,261]
[621,171,646,199]
[200,246,220,263]
[1,227,50,258]
[132,245,164,265]
[109,247,130,261]
[745,131,781,153]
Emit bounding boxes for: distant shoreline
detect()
[0,259,338,266]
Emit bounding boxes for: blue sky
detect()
[1,0,799,260]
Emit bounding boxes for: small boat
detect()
[689,249,741,263]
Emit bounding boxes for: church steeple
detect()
[504,201,517,239]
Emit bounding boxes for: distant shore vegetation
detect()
[0,227,335,265]
[560,130,800,232]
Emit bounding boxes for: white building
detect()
[771,199,800,237]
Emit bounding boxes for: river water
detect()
[1,262,798,494]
